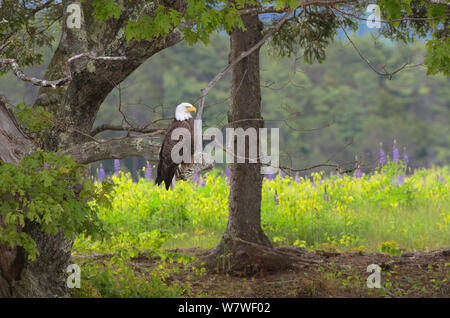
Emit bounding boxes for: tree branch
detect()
[0,97,35,164]
[90,124,165,136]
[0,40,14,52]
[0,53,126,88]
[331,8,423,79]
[64,135,162,165]
[1,95,162,165]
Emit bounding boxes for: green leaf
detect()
[92,0,122,23]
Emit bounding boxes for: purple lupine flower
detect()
[274,190,279,205]
[439,172,444,184]
[280,171,286,179]
[355,165,362,178]
[193,173,200,185]
[403,147,409,165]
[393,139,399,163]
[396,174,404,186]
[98,163,105,182]
[145,161,152,181]
[114,159,120,175]
[201,179,206,187]
[354,157,362,178]
[266,173,275,181]
[225,167,230,179]
[295,173,301,183]
[323,186,329,202]
[379,142,386,166]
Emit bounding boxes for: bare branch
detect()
[196,9,295,120]
[0,53,126,88]
[90,124,165,136]
[279,162,352,174]
[30,0,57,14]
[0,40,14,52]
[116,84,134,127]
[331,8,423,79]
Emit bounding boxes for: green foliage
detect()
[73,229,194,297]
[91,0,122,23]
[80,166,449,254]
[14,104,53,133]
[124,5,183,42]
[120,0,245,45]
[378,0,412,21]
[74,259,186,297]
[379,240,403,256]
[0,151,110,260]
[376,0,449,74]
[425,37,450,75]
[75,230,170,259]
[269,6,357,64]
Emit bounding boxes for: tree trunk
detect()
[203,10,296,276]
[226,13,270,248]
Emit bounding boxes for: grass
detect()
[77,164,449,254]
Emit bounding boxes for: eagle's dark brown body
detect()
[155,118,194,190]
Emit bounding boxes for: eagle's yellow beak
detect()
[187,106,197,112]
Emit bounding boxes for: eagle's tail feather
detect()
[155,162,163,186]
[163,166,177,190]
[155,159,177,190]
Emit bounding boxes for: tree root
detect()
[201,237,320,276]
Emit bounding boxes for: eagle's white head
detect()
[175,102,197,121]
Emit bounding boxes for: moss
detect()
[133,138,144,152]
[87,60,96,73]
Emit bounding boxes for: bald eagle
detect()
[155,102,197,190]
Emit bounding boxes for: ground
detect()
[72,247,450,298]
